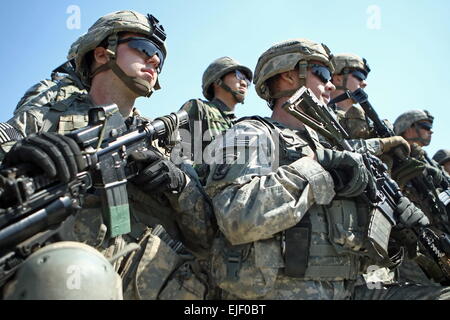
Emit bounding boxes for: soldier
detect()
[330,54,423,286]
[393,109,450,225]
[204,38,450,299]
[433,149,450,175]
[1,10,213,300]
[180,56,252,182]
[330,54,410,160]
[393,109,449,207]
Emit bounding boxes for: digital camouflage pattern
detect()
[253,38,334,101]
[0,91,212,300]
[331,53,367,75]
[335,105,437,285]
[393,109,434,135]
[204,116,450,299]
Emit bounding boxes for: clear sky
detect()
[0,0,449,157]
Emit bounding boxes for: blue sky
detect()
[0,0,449,157]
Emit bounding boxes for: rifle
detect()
[0,104,188,286]
[282,86,450,281]
[344,88,450,233]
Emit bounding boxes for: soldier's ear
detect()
[280,70,297,85]
[332,74,343,86]
[93,47,110,65]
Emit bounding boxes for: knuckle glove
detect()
[396,196,430,228]
[316,148,369,198]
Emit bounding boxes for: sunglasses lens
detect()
[417,122,432,131]
[311,65,331,84]
[122,38,165,72]
[235,70,251,86]
[351,70,367,81]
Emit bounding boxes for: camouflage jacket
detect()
[204,117,385,299]
[0,90,217,300]
[0,74,86,157]
[180,98,236,166]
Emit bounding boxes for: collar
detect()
[211,98,237,120]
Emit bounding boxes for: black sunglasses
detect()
[117,37,165,73]
[309,64,332,84]
[415,122,433,131]
[235,69,251,87]
[350,69,367,81]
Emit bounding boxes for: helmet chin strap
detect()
[268,62,309,101]
[216,79,246,104]
[405,125,431,146]
[330,74,352,104]
[90,34,154,98]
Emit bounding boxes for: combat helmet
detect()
[331,53,370,91]
[433,149,450,165]
[253,38,334,107]
[202,56,253,103]
[393,109,434,135]
[4,242,123,300]
[73,10,167,97]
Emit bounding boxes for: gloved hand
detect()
[129,148,186,193]
[315,148,376,198]
[380,136,411,156]
[2,132,86,183]
[424,164,444,186]
[396,196,430,228]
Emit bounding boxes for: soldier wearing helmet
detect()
[0,10,214,300]
[329,54,410,161]
[433,149,450,175]
[180,57,252,178]
[3,242,123,300]
[203,38,450,300]
[391,110,450,285]
[394,109,434,147]
[330,56,444,287]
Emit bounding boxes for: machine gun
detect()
[345,88,450,233]
[282,87,450,281]
[0,104,188,286]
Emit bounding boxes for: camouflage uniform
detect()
[332,56,437,286]
[178,57,253,298]
[390,110,450,285]
[203,39,450,300]
[180,57,252,180]
[393,110,450,229]
[1,11,213,300]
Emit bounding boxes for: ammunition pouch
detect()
[283,215,311,278]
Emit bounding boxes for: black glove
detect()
[129,149,186,193]
[316,148,376,198]
[396,196,430,228]
[424,164,444,186]
[2,132,86,183]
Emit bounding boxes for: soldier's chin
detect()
[235,93,245,103]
